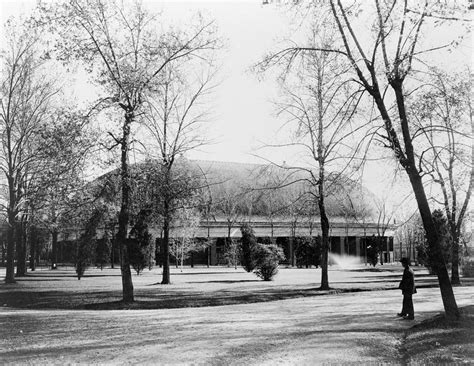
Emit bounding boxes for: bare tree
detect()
[395,212,424,261]
[260,0,466,319]
[0,22,57,283]
[43,0,219,299]
[142,63,216,284]
[261,18,368,289]
[29,108,94,270]
[170,204,200,271]
[410,68,472,284]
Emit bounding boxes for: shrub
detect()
[295,236,321,268]
[461,258,474,278]
[254,243,285,281]
[95,234,111,270]
[75,238,95,280]
[75,208,104,279]
[240,223,258,272]
[417,209,452,273]
[129,211,154,275]
[128,233,154,276]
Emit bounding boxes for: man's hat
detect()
[400,257,410,265]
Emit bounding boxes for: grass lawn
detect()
[0,264,442,309]
[0,265,473,364]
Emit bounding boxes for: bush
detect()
[129,211,154,275]
[75,208,104,279]
[240,223,258,272]
[417,209,452,274]
[95,234,111,270]
[461,258,474,277]
[75,238,95,280]
[295,236,321,268]
[254,243,285,281]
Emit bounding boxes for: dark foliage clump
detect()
[129,210,154,275]
[366,236,380,267]
[254,243,285,281]
[240,223,258,272]
[417,209,451,274]
[295,236,321,268]
[95,232,111,270]
[75,209,104,279]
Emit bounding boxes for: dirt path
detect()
[1,286,473,365]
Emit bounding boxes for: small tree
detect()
[254,243,285,281]
[294,236,321,268]
[129,210,154,276]
[240,223,258,272]
[95,232,111,270]
[170,204,200,271]
[75,208,104,280]
[417,210,451,274]
[76,237,95,280]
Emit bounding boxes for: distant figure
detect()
[398,257,416,320]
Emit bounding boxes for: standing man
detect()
[398,257,416,320]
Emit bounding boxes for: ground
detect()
[0,265,473,365]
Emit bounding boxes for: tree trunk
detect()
[15,221,27,276]
[5,206,16,284]
[29,226,36,271]
[5,222,16,283]
[407,171,459,318]
[451,229,460,285]
[1,239,5,267]
[319,196,330,290]
[378,236,384,265]
[110,233,115,269]
[117,109,134,302]
[162,204,171,284]
[389,82,460,319]
[51,230,58,269]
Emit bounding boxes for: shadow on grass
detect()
[187,279,262,284]
[22,272,123,278]
[168,271,246,276]
[1,285,369,311]
[401,305,474,364]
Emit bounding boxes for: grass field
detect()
[1,265,473,364]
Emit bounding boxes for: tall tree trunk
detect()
[378,236,384,265]
[29,226,36,271]
[450,229,460,285]
[117,109,134,302]
[16,220,27,276]
[51,230,58,269]
[391,83,459,319]
[1,239,5,267]
[319,195,330,290]
[161,200,171,284]
[110,232,115,269]
[5,215,16,283]
[407,171,459,318]
[5,177,16,283]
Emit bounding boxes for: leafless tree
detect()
[142,64,217,284]
[409,68,472,284]
[0,22,57,283]
[259,15,369,289]
[42,0,219,299]
[259,0,468,319]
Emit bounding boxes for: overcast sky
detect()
[1,0,291,164]
[1,0,471,206]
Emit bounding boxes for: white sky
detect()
[0,0,472,208]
